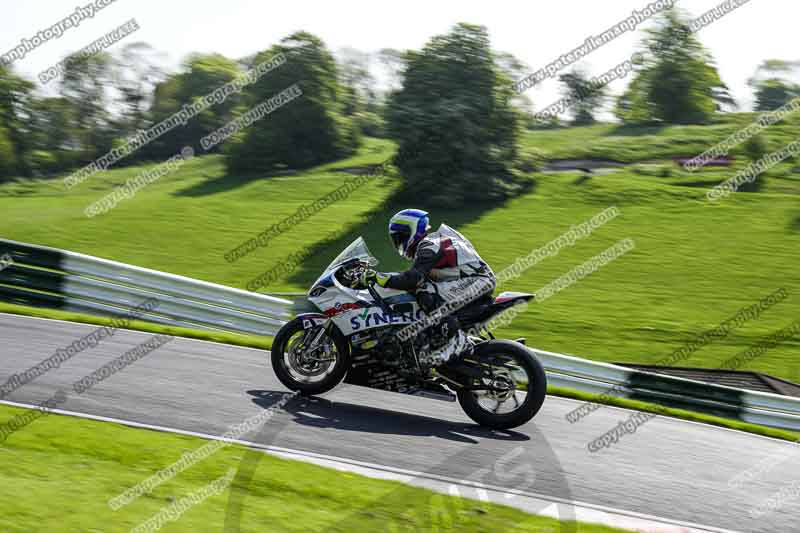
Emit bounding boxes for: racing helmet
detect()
[388,209,430,259]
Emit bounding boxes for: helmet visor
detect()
[390,229,410,256]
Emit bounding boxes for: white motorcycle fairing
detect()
[305,237,430,336]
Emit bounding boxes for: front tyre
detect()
[457,340,547,429]
[271,318,350,396]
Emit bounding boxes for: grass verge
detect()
[0,302,273,350]
[0,403,631,532]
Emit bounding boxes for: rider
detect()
[357,209,496,366]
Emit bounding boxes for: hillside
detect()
[2,124,799,381]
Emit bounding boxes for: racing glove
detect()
[357,269,391,288]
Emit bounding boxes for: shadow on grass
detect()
[736,178,766,193]
[604,123,668,137]
[677,176,767,193]
[572,173,593,185]
[791,215,800,232]
[675,179,726,189]
[285,188,522,287]
[326,165,384,175]
[172,168,298,197]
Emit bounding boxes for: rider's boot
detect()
[432,332,485,382]
[422,330,473,367]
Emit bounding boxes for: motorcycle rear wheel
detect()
[456,340,547,429]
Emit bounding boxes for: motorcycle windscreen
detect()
[323,237,379,273]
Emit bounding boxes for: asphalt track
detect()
[1,313,798,533]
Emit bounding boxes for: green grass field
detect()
[2,120,798,531]
[0,403,629,533]
[524,112,800,166]
[1,123,799,385]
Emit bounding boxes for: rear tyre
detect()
[271,318,350,396]
[456,340,547,429]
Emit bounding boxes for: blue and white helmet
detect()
[388,209,430,259]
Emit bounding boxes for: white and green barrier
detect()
[537,349,800,431]
[0,239,292,336]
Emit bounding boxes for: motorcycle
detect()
[271,237,547,429]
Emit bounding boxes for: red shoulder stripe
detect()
[433,238,457,268]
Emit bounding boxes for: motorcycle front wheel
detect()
[456,340,547,429]
[271,318,351,396]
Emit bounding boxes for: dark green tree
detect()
[0,65,35,178]
[385,23,522,206]
[615,9,734,124]
[748,60,799,111]
[26,96,77,175]
[743,134,768,162]
[146,53,242,159]
[754,79,798,111]
[0,124,15,178]
[739,134,769,192]
[225,32,359,172]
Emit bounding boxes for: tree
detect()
[385,23,522,206]
[377,48,406,93]
[739,134,768,192]
[754,79,798,111]
[59,52,116,163]
[743,134,768,162]
[336,47,385,137]
[337,47,377,109]
[558,70,606,125]
[0,125,16,179]
[0,65,35,177]
[146,53,242,159]
[26,96,77,174]
[494,52,540,129]
[225,31,359,173]
[112,42,167,136]
[748,60,799,111]
[615,9,734,125]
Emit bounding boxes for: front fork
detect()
[302,325,327,350]
[295,316,336,364]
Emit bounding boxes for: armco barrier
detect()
[533,347,800,431]
[0,239,291,336]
